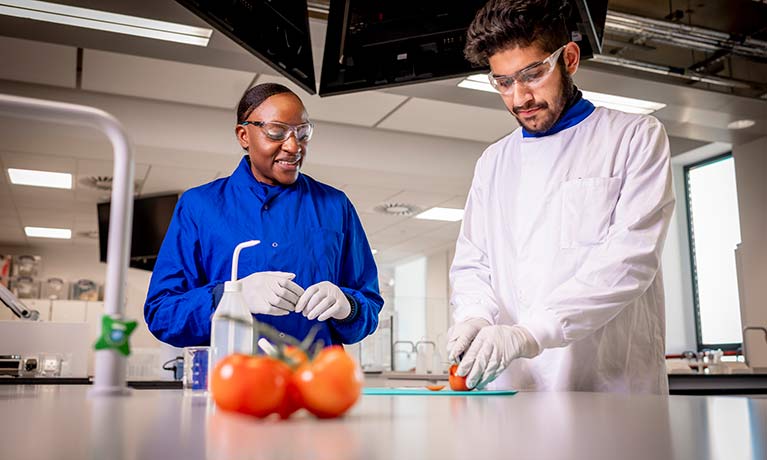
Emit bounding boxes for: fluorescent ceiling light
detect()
[458,74,666,114]
[415,207,464,222]
[8,168,72,189]
[581,90,666,115]
[0,0,212,46]
[727,119,755,130]
[25,226,72,239]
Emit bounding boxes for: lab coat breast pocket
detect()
[305,227,344,282]
[560,177,621,249]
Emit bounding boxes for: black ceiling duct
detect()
[176,0,317,94]
[319,0,609,96]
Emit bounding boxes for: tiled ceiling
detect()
[377,98,515,143]
[0,1,764,268]
[0,36,76,88]
[82,49,256,109]
[254,74,409,128]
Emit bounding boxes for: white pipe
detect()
[0,93,134,396]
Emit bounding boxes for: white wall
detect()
[425,250,450,347]
[733,136,767,369]
[393,256,426,344]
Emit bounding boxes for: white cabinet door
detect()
[50,300,87,322]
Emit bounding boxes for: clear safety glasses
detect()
[487,45,566,95]
[240,120,314,143]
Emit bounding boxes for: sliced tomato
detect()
[425,384,445,391]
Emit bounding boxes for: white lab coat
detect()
[450,107,675,394]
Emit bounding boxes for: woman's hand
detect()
[295,281,352,321]
[240,271,304,316]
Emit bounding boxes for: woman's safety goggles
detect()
[240,120,314,143]
[487,44,566,95]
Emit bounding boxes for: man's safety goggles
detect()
[488,44,566,95]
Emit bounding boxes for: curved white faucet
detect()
[0,94,134,396]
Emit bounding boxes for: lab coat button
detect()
[264,205,269,210]
[272,242,278,248]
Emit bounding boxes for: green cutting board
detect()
[363,387,517,396]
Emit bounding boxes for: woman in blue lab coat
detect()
[144,83,383,349]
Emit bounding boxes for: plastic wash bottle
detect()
[209,240,258,370]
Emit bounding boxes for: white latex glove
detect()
[446,318,491,364]
[456,325,541,389]
[240,271,304,316]
[294,281,351,321]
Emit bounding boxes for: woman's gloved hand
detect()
[240,271,304,316]
[295,281,352,321]
[456,325,541,389]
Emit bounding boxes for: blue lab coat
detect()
[144,155,383,348]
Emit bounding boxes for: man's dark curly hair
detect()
[464,0,571,66]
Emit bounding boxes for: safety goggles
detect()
[240,120,314,143]
[487,45,566,95]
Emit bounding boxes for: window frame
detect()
[683,152,742,352]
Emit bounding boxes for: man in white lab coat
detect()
[447,0,675,393]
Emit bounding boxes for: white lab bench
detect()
[1,384,765,460]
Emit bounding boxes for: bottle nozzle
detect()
[231,240,260,282]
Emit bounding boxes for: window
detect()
[684,154,742,350]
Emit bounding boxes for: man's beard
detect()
[512,69,576,134]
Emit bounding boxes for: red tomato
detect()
[276,378,303,420]
[240,357,293,417]
[210,354,250,412]
[293,346,362,418]
[284,345,309,368]
[449,364,470,391]
[210,354,293,418]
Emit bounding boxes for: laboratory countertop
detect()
[4,372,767,395]
[1,385,765,460]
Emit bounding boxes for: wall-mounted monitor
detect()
[319,0,608,96]
[98,193,179,272]
[176,0,316,94]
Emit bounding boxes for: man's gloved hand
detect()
[240,271,304,316]
[446,318,491,364]
[295,281,352,321]
[456,325,541,389]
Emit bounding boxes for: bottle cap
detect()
[224,280,242,293]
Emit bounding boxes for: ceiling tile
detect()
[10,188,76,209]
[384,190,456,211]
[254,75,408,127]
[0,213,20,228]
[369,218,448,246]
[0,36,76,88]
[74,159,151,202]
[377,98,515,142]
[357,211,408,235]
[82,50,256,109]
[18,211,75,229]
[436,196,467,209]
[0,224,26,245]
[140,165,218,195]
[341,184,402,212]
[1,151,76,174]
[423,221,462,241]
